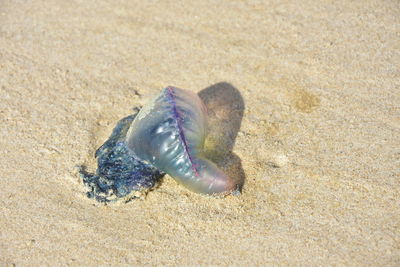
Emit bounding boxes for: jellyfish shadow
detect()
[198,82,246,192]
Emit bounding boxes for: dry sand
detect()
[1,0,399,265]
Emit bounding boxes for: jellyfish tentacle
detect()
[79,112,164,203]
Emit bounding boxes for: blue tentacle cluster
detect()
[78,112,163,203]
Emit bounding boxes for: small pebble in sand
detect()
[256,144,289,168]
[268,153,289,168]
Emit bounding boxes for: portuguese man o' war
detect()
[79,86,239,203]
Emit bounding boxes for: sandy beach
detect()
[1,0,399,265]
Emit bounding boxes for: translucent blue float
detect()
[79,86,238,202]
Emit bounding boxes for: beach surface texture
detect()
[1,0,399,265]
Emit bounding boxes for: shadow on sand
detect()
[198,82,246,192]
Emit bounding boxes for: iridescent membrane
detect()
[125,86,238,195]
[79,86,238,203]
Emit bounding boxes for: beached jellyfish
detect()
[79,86,239,202]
